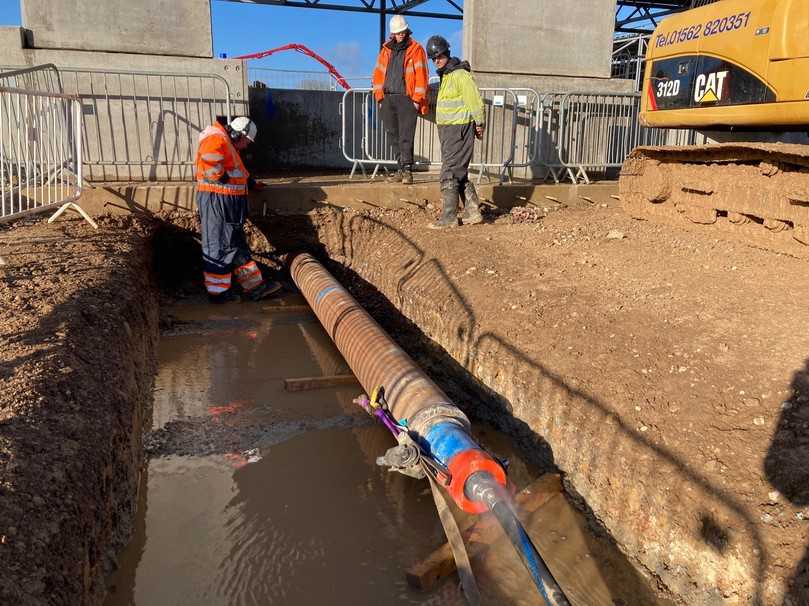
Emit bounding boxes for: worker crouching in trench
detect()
[426,35,485,230]
[194,116,282,303]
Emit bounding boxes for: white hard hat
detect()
[229,116,257,142]
[389,15,409,34]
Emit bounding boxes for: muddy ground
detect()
[0,190,807,605]
[258,198,809,605]
[0,218,159,605]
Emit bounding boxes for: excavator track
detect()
[619,142,809,258]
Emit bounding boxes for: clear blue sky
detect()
[0,0,464,77]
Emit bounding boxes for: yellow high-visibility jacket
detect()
[436,64,485,127]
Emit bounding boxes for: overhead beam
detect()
[215,0,462,20]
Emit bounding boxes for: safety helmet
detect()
[229,116,257,142]
[426,35,450,60]
[389,15,409,35]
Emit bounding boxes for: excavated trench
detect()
[8,197,806,605]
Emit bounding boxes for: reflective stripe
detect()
[413,62,425,69]
[204,271,232,295]
[199,179,247,194]
[376,63,387,73]
[437,98,466,109]
[405,67,415,74]
[414,87,426,94]
[204,166,223,178]
[199,126,228,143]
[373,84,383,90]
[227,168,246,178]
[234,261,263,291]
[201,152,224,162]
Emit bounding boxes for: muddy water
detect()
[105,299,670,606]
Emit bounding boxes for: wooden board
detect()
[406,473,563,591]
[283,374,357,392]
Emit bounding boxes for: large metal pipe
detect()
[289,253,570,605]
[289,253,506,513]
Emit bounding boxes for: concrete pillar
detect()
[21,0,213,58]
[463,0,630,93]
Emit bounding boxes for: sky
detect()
[0,0,464,79]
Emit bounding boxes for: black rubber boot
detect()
[428,182,459,230]
[461,181,483,225]
[208,289,241,304]
[246,280,283,301]
[401,166,414,185]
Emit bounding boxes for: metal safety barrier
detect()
[535,91,696,184]
[0,85,82,223]
[2,65,234,181]
[341,87,536,183]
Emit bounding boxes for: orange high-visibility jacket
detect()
[195,122,249,196]
[372,39,429,115]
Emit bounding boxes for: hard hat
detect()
[426,35,450,60]
[229,116,257,142]
[389,15,409,34]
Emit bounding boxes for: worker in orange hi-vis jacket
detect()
[194,116,281,303]
[371,14,429,185]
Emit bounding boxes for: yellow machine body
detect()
[640,0,809,129]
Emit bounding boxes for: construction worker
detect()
[372,15,429,185]
[425,35,485,230]
[194,116,281,303]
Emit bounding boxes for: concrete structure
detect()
[0,22,247,181]
[249,88,351,171]
[463,0,633,93]
[21,0,213,58]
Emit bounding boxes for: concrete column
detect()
[463,0,630,92]
[21,0,213,58]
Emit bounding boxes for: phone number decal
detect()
[655,11,752,48]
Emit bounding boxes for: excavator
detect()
[619,0,809,256]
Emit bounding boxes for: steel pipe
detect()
[289,253,506,513]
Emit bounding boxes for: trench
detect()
[96,220,673,606]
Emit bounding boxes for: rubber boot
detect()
[245,279,283,301]
[428,182,459,230]
[208,289,241,304]
[461,181,483,225]
[401,165,414,185]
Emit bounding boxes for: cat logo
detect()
[694,70,729,104]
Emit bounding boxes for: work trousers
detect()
[380,93,419,169]
[196,191,263,295]
[438,121,476,190]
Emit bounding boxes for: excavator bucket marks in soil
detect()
[619,143,809,257]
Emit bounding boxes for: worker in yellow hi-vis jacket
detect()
[425,35,485,230]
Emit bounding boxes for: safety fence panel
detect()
[342,88,529,182]
[612,35,650,90]
[3,66,234,181]
[250,67,370,91]
[0,64,63,95]
[535,92,696,183]
[0,86,82,223]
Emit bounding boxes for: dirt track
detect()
[263,197,809,604]
[0,218,158,605]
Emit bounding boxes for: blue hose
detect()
[465,472,570,606]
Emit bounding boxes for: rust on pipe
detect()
[289,253,458,428]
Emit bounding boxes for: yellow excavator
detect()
[619,0,809,256]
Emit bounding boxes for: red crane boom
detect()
[235,44,352,90]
